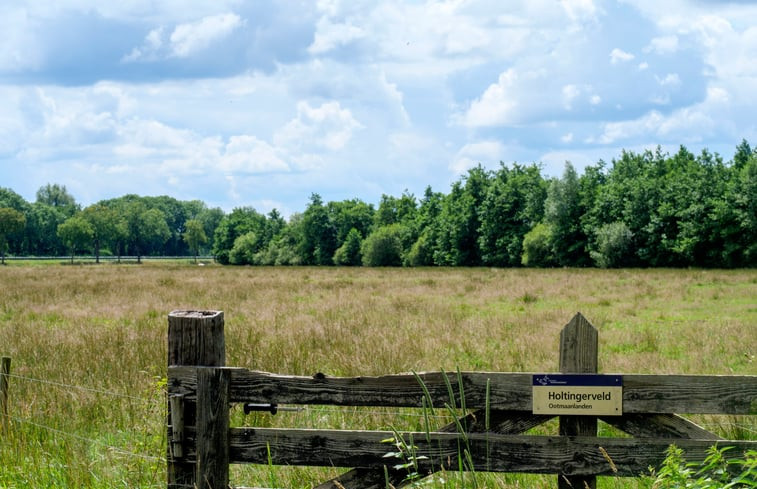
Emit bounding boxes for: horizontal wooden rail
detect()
[168,367,757,415]
[176,428,757,477]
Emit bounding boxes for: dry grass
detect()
[0,262,755,488]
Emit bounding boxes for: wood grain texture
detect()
[314,410,556,488]
[179,428,757,477]
[559,313,598,489]
[196,368,230,489]
[167,367,757,414]
[167,310,225,489]
[602,413,720,440]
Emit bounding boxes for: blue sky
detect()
[2,0,757,216]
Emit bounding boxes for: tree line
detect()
[0,142,755,268]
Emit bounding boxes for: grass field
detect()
[0,262,755,488]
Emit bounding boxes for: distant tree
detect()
[479,163,546,266]
[374,191,416,228]
[327,199,375,247]
[81,204,120,263]
[196,207,225,252]
[26,203,67,255]
[434,165,491,266]
[544,162,589,266]
[521,223,555,267]
[124,202,170,263]
[733,139,753,170]
[301,193,337,265]
[362,224,404,266]
[0,207,26,264]
[590,221,634,268]
[229,232,258,265]
[57,216,93,264]
[406,186,443,266]
[0,188,30,212]
[36,184,78,217]
[183,218,208,263]
[262,213,303,266]
[212,207,266,264]
[333,227,363,266]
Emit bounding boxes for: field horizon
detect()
[0,262,755,488]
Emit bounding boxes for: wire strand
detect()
[4,373,157,403]
[5,414,165,463]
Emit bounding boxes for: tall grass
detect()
[0,263,755,488]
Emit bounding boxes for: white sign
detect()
[532,374,623,416]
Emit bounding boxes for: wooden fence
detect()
[166,310,757,489]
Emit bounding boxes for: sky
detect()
[2,0,757,217]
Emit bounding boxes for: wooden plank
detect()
[181,428,757,477]
[167,310,225,489]
[601,414,721,440]
[169,395,185,458]
[558,312,598,489]
[168,368,757,414]
[196,368,230,489]
[314,410,555,489]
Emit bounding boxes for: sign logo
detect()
[532,374,623,416]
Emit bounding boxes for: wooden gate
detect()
[166,310,757,489]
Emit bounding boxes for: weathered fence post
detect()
[167,310,227,489]
[558,312,598,489]
[0,356,10,432]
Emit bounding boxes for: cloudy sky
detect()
[2,0,756,216]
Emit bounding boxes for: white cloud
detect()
[457,69,518,126]
[638,61,649,71]
[645,35,678,54]
[590,94,601,105]
[169,13,243,58]
[562,84,580,109]
[122,13,243,62]
[122,27,165,62]
[274,101,363,152]
[450,140,504,174]
[560,0,599,23]
[308,18,365,54]
[220,135,289,173]
[656,73,681,87]
[610,48,634,64]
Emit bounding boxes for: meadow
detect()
[0,262,755,488]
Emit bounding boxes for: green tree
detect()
[333,227,363,266]
[327,199,375,248]
[521,223,555,267]
[406,186,443,266]
[36,183,78,217]
[301,193,336,265]
[183,218,208,263]
[544,162,589,266]
[196,207,225,252]
[212,207,266,264]
[434,165,491,266]
[0,207,26,264]
[57,216,94,264]
[589,221,634,268]
[124,202,170,263]
[479,163,546,266]
[25,203,67,255]
[361,224,404,266]
[229,232,258,265]
[262,213,303,266]
[81,204,120,263]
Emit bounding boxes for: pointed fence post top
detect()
[559,312,598,374]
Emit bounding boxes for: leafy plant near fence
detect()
[651,445,756,488]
